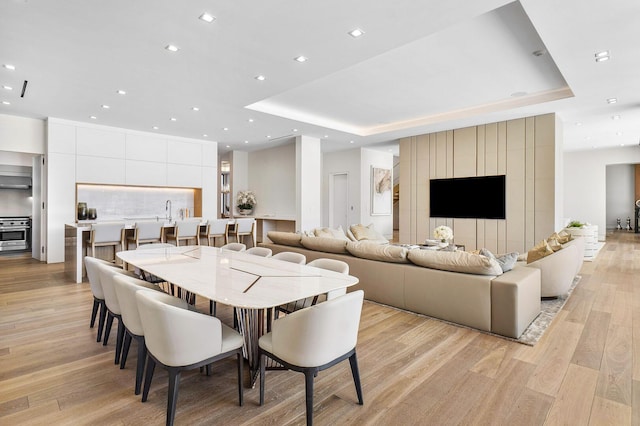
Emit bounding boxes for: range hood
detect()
[0,165,32,189]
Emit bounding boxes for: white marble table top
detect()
[116,245,358,309]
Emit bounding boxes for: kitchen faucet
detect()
[165,200,172,222]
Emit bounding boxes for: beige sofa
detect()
[519,237,585,298]
[259,239,541,339]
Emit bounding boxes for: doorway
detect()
[329,173,349,231]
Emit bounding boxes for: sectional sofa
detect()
[260,232,541,339]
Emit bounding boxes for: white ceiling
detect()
[1,0,639,156]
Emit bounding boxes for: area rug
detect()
[369,275,581,347]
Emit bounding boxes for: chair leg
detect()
[96,301,107,342]
[90,298,100,328]
[237,352,244,406]
[115,318,125,364]
[121,331,132,369]
[259,353,266,405]
[142,356,156,402]
[167,368,181,426]
[349,353,364,405]
[304,369,315,426]
[209,300,216,316]
[135,339,147,395]
[103,312,114,346]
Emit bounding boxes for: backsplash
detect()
[76,184,195,222]
[0,188,32,217]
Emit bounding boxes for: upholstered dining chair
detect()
[220,242,246,252]
[112,274,165,395]
[307,258,349,301]
[126,220,164,249]
[200,218,229,247]
[272,251,306,265]
[84,256,122,342]
[165,219,200,247]
[136,290,244,426]
[96,262,142,364]
[245,247,272,257]
[86,221,126,261]
[259,290,365,426]
[230,218,256,248]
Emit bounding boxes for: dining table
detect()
[116,245,359,386]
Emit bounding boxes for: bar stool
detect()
[165,219,201,246]
[200,218,230,247]
[230,218,256,248]
[126,220,164,249]
[86,222,126,262]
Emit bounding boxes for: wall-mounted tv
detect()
[430,175,506,219]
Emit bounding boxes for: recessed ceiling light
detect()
[292,128,298,132]
[101,104,110,109]
[223,127,229,131]
[348,28,365,38]
[3,64,15,70]
[612,115,621,120]
[595,50,610,62]
[2,101,10,105]
[2,85,12,90]
[621,144,625,147]
[595,56,610,63]
[294,56,308,63]
[203,134,208,137]
[255,75,266,81]
[199,12,215,23]
[575,122,582,126]
[532,49,547,57]
[170,117,177,121]
[324,135,329,138]
[266,135,271,138]
[226,145,230,148]
[117,89,126,95]
[350,140,354,144]
[191,107,199,111]
[152,126,159,130]
[248,118,254,123]
[244,140,249,144]
[165,44,179,52]
[90,115,97,119]
[607,98,617,104]
[616,132,623,136]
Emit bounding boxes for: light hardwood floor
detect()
[0,231,637,425]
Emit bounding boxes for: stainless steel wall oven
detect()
[0,217,31,252]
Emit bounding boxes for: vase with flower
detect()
[237,190,257,215]
[433,225,453,248]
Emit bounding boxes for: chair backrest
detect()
[92,222,126,243]
[136,290,224,367]
[84,256,120,299]
[135,221,164,240]
[307,258,349,274]
[207,219,229,235]
[175,220,200,238]
[271,290,364,367]
[272,251,306,265]
[112,274,165,336]
[221,242,246,252]
[246,247,272,257]
[235,218,255,233]
[96,262,136,314]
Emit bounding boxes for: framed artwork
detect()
[371,166,392,215]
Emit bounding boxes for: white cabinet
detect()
[564,225,599,258]
[76,155,125,184]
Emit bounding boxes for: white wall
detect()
[46,118,217,263]
[0,114,45,154]
[564,146,640,240]
[231,150,248,215]
[605,164,635,230]
[248,143,295,218]
[296,136,322,232]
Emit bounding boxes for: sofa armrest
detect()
[526,245,578,298]
[491,266,541,338]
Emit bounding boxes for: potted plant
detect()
[237,190,256,215]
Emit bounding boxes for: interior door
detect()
[329,173,349,231]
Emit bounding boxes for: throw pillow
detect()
[407,249,503,276]
[349,223,389,244]
[267,231,303,247]
[526,239,554,264]
[301,236,349,254]
[479,248,519,273]
[546,237,562,252]
[345,241,409,263]
[550,230,572,244]
[314,226,350,241]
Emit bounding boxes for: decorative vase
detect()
[77,202,87,221]
[239,209,253,216]
[87,208,97,220]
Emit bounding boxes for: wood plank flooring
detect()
[0,231,638,425]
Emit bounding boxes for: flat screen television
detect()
[429,175,506,219]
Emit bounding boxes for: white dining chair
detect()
[126,220,164,249]
[165,219,201,246]
[137,290,244,426]
[200,218,229,247]
[259,290,365,426]
[84,256,122,342]
[230,218,256,248]
[246,247,272,257]
[221,242,246,252]
[86,221,126,261]
[307,258,349,301]
[112,274,166,395]
[272,251,306,265]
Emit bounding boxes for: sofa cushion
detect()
[266,231,303,247]
[346,241,409,263]
[349,223,389,244]
[479,248,518,273]
[527,239,554,263]
[408,249,503,276]
[313,226,350,241]
[300,236,349,254]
